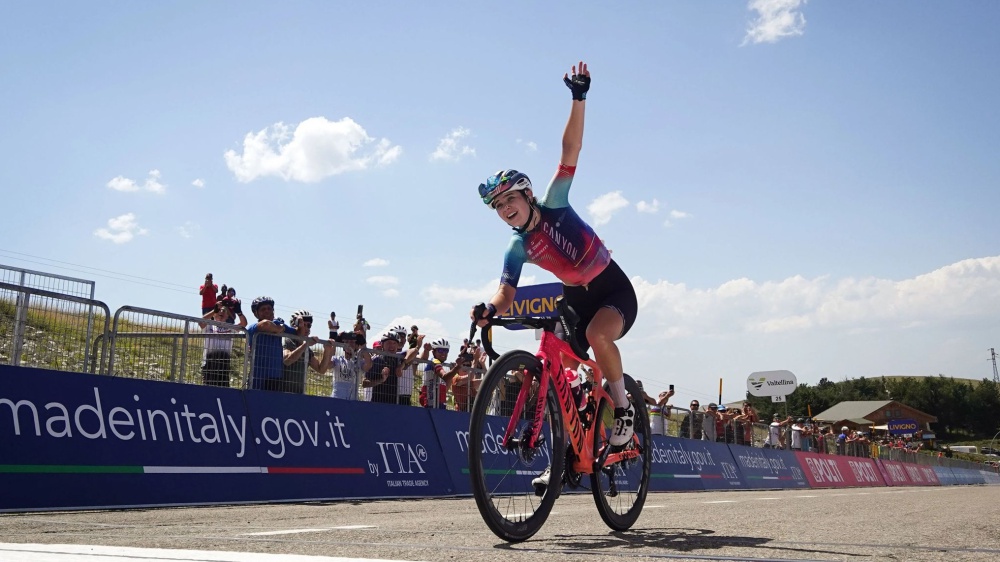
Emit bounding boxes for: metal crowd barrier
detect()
[108,306,248,387]
[0,281,110,374]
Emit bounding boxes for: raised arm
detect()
[560,61,590,168]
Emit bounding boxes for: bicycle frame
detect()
[499,328,639,476]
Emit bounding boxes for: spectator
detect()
[199,303,246,387]
[836,425,850,455]
[790,418,806,451]
[717,405,737,443]
[328,312,339,339]
[390,325,418,406]
[645,386,674,436]
[680,401,703,440]
[199,273,218,314]
[407,325,421,349]
[218,284,228,303]
[246,296,297,391]
[353,309,371,339]
[764,414,791,449]
[736,403,759,446]
[220,287,242,323]
[368,332,405,404]
[329,332,372,400]
[452,345,486,412]
[802,418,816,452]
[282,310,335,394]
[420,339,460,408]
[702,403,719,442]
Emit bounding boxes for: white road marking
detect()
[755,497,780,500]
[0,543,421,561]
[794,495,818,498]
[241,528,334,536]
[703,500,737,504]
[331,525,378,530]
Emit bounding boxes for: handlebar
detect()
[469,296,590,363]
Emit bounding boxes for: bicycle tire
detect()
[590,373,651,531]
[468,350,566,542]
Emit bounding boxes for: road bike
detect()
[467,298,651,542]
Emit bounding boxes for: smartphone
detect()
[669,384,674,392]
[356,304,363,317]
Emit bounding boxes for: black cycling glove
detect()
[564,73,590,101]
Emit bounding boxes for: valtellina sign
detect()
[746,370,798,397]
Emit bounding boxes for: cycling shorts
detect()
[562,259,637,352]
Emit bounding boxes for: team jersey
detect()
[500,165,611,288]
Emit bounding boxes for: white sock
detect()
[609,378,629,409]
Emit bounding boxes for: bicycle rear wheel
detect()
[590,373,651,531]
[468,350,565,542]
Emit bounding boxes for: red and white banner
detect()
[875,459,940,486]
[794,452,886,488]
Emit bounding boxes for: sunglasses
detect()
[300,317,313,324]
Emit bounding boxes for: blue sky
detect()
[2,1,999,408]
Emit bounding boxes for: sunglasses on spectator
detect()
[301,317,313,324]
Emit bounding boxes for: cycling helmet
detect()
[290,309,313,327]
[478,169,532,207]
[431,339,450,351]
[380,331,397,342]
[391,325,407,338]
[250,296,275,315]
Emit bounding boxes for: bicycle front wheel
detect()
[468,350,565,542]
[590,373,651,531]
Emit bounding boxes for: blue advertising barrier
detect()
[728,445,808,489]
[649,436,745,491]
[426,408,477,496]
[240,391,453,500]
[0,365,453,510]
[0,365,262,510]
[3,364,995,512]
[933,465,958,486]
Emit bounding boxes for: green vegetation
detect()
[744,375,1000,440]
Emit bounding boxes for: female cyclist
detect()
[472,61,639,448]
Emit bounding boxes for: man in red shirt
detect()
[199,273,218,314]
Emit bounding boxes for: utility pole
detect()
[991,348,999,384]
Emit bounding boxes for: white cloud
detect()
[743,0,807,45]
[587,191,630,226]
[517,139,538,152]
[664,209,691,227]
[192,179,205,188]
[364,258,389,267]
[144,169,165,194]
[430,127,476,162]
[366,275,399,287]
[637,199,659,214]
[176,221,199,239]
[422,275,538,313]
[93,213,148,244]
[632,256,1000,339]
[106,176,138,192]
[372,315,450,345]
[224,116,401,183]
[106,170,165,193]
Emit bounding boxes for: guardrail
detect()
[0,281,110,374]
[108,306,249,386]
